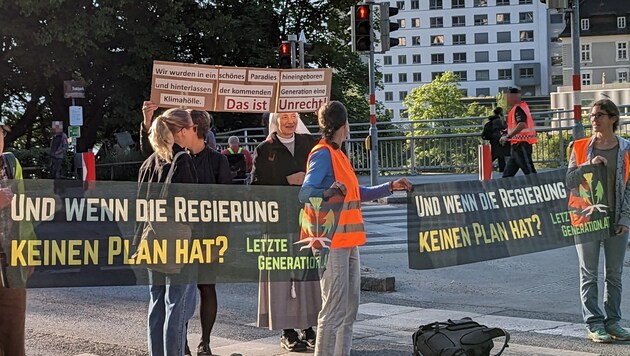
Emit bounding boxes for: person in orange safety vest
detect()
[499,87,537,177]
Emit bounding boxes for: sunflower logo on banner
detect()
[297,197,334,250]
[569,170,608,227]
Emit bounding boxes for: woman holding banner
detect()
[251,112,320,352]
[137,106,199,356]
[299,101,412,356]
[567,99,630,343]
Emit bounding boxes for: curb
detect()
[360,267,395,292]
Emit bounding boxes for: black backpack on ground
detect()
[413,317,510,356]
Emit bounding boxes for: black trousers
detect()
[502,142,537,177]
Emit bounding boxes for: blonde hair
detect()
[149,108,192,162]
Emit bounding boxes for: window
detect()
[519,31,534,42]
[498,69,512,80]
[617,70,628,83]
[520,49,534,60]
[452,0,465,8]
[431,35,444,46]
[460,88,468,96]
[399,109,408,119]
[475,51,489,62]
[519,68,534,78]
[552,75,563,85]
[399,73,408,83]
[411,18,421,27]
[430,17,443,28]
[497,0,510,5]
[398,55,407,64]
[432,72,444,80]
[454,71,467,81]
[519,12,533,23]
[412,54,422,64]
[398,19,406,29]
[496,13,510,24]
[497,32,511,43]
[452,16,466,27]
[580,19,589,30]
[581,44,591,62]
[551,55,562,66]
[412,36,422,46]
[384,56,392,65]
[618,16,626,29]
[396,1,405,10]
[476,88,490,97]
[498,50,511,61]
[384,74,393,83]
[429,0,442,9]
[475,33,488,44]
[474,15,488,26]
[581,72,591,86]
[413,72,422,82]
[399,91,408,101]
[453,34,466,45]
[385,92,393,101]
[431,53,445,64]
[617,42,628,61]
[399,37,407,46]
[411,0,420,9]
[550,14,563,24]
[453,52,467,63]
[519,0,532,3]
[474,0,487,7]
[476,70,490,81]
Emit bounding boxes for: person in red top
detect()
[221,136,253,173]
[499,87,538,177]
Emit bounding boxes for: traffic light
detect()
[351,4,372,53]
[279,41,293,68]
[380,3,400,52]
[298,42,315,68]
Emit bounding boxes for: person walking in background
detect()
[137,106,198,356]
[299,101,412,356]
[221,136,252,173]
[566,99,630,343]
[49,122,68,179]
[499,87,537,177]
[481,107,510,172]
[251,112,320,352]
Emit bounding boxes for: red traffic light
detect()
[280,43,290,55]
[357,5,369,20]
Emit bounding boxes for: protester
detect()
[0,120,35,356]
[481,107,510,172]
[137,106,198,356]
[140,103,231,355]
[299,101,412,355]
[566,99,630,343]
[251,112,320,352]
[499,87,537,177]
[49,122,68,179]
[221,136,252,173]
[205,114,217,150]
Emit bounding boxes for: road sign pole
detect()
[571,2,584,139]
[367,1,378,186]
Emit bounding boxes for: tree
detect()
[402,71,489,172]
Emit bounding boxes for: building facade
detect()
[376,0,553,121]
[559,1,630,87]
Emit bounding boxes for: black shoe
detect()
[280,330,307,352]
[299,327,316,349]
[197,341,213,356]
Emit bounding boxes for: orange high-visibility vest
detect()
[508,102,537,144]
[300,140,366,248]
[569,137,630,226]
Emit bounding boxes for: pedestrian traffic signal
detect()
[298,42,315,67]
[380,3,399,52]
[351,4,372,53]
[279,42,293,68]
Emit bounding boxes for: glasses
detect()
[589,112,611,120]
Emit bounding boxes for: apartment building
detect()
[376,0,552,121]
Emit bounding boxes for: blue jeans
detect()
[147,269,197,356]
[576,232,629,329]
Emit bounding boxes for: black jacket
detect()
[250,133,316,186]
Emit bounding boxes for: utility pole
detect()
[570,1,584,139]
[366,0,378,186]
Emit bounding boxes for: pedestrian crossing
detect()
[361,203,409,249]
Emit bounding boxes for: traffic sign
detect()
[69,106,83,126]
[68,126,81,138]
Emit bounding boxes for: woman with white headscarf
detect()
[251,112,321,352]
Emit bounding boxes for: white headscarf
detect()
[268,112,311,139]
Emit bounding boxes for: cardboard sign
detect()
[150,61,332,113]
